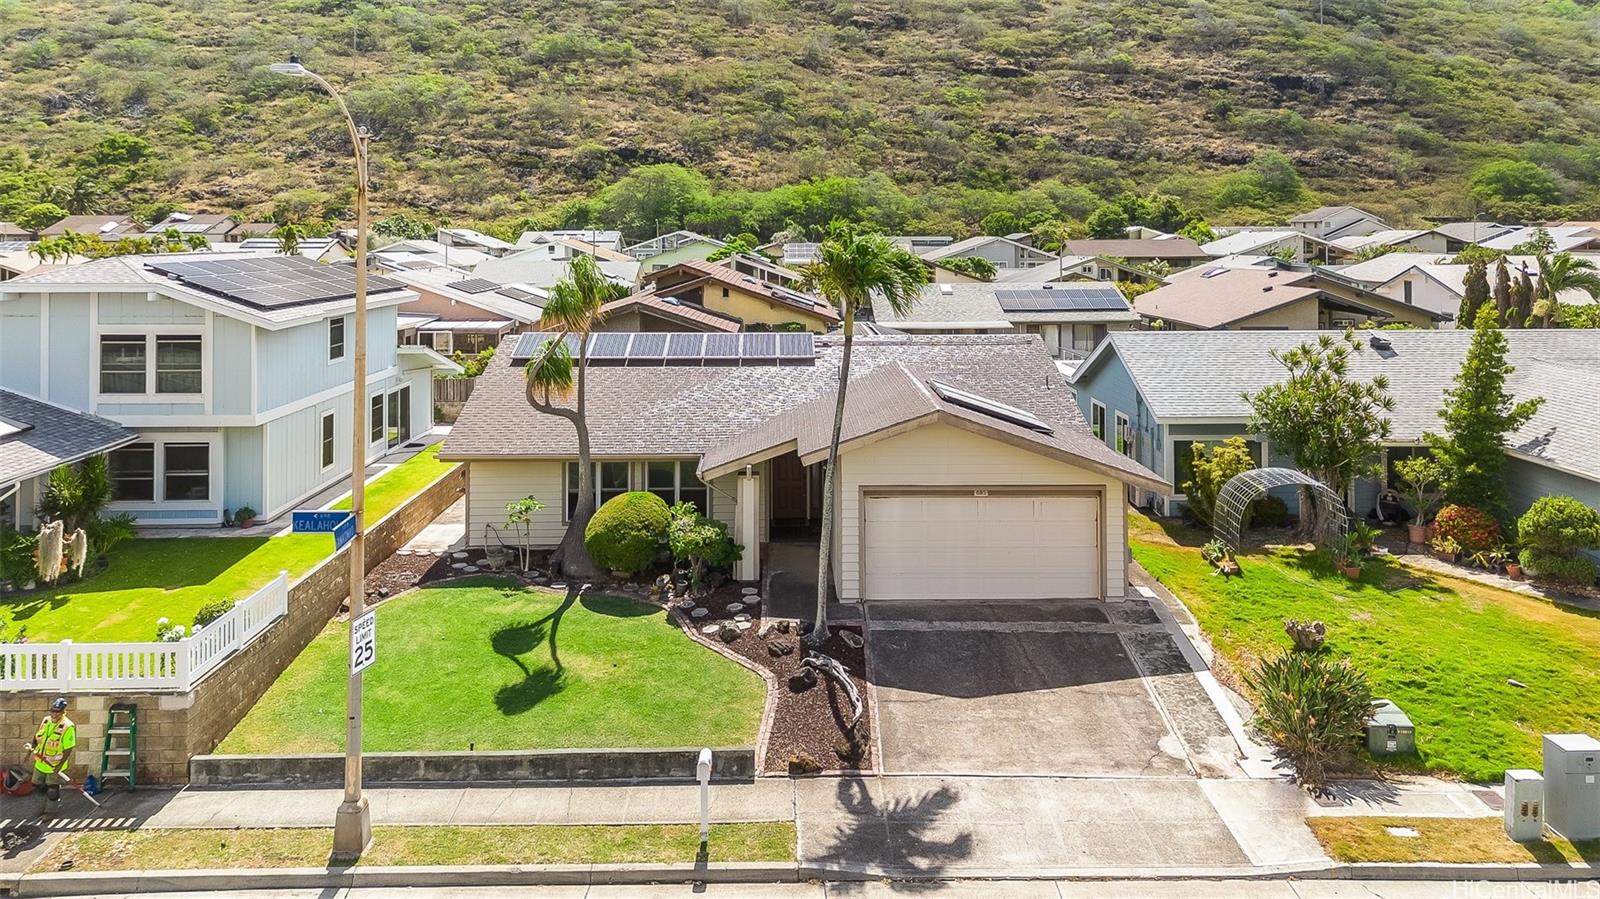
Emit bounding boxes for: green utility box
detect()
[1366,699,1415,756]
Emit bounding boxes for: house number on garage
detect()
[350,610,377,675]
[973,490,988,496]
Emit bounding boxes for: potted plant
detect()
[1393,456,1445,546]
[1430,534,1461,564]
[235,505,257,528]
[1336,535,1363,579]
[1498,547,1522,579]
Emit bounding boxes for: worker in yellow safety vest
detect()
[26,697,75,818]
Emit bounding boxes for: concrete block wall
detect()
[0,465,465,785]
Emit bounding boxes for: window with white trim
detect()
[320,411,336,470]
[100,336,148,394]
[566,461,630,519]
[163,443,211,500]
[329,317,347,361]
[1090,401,1107,443]
[1114,412,1132,457]
[109,443,155,501]
[99,334,203,395]
[646,460,709,516]
[370,394,384,444]
[155,336,202,394]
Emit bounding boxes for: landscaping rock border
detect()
[189,747,757,786]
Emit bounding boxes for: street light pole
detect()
[270,54,372,861]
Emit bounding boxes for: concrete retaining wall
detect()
[0,464,465,785]
[189,748,757,786]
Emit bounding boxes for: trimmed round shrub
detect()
[1518,549,1598,586]
[1517,496,1600,558]
[193,598,237,628]
[1433,504,1501,555]
[584,491,671,575]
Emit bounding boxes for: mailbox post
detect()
[696,748,713,843]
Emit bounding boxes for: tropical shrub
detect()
[1432,504,1501,555]
[1,527,39,583]
[193,599,238,629]
[35,455,113,533]
[938,255,997,280]
[584,491,670,575]
[1246,648,1375,787]
[667,502,742,591]
[84,513,137,558]
[1182,437,1256,527]
[1516,496,1600,558]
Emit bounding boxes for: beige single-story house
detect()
[440,333,1166,603]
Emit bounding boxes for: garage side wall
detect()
[464,459,567,546]
[834,423,1128,601]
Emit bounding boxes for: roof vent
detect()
[1267,270,1278,277]
[1263,285,1273,292]
[1369,334,1392,351]
[939,284,954,295]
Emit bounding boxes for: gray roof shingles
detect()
[1,391,137,486]
[443,334,1166,487]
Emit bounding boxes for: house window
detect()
[163,443,211,500]
[646,460,709,516]
[155,336,203,394]
[1071,324,1096,353]
[320,411,336,470]
[721,287,730,298]
[370,394,384,444]
[1114,412,1132,457]
[1172,439,1263,494]
[397,386,412,444]
[329,317,347,361]
[566,461,630,519]
[386,391,401,448]
[420,330,452,353]
[1402,281,1414,304]
[1090,401,1107,442]
[108,443,156,501]
[100,336,147,394]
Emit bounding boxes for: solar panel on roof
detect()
[704,333,740,361]
[446,277,499,294]
[497,286,538,302]
[928,380,1053,434]
[506,330,813,367]
[587,332,631,361]
[145,256,404,310]
[628,333,668,363]
[776,332,815,362]
[665,333,706,364]
[741,333,777,358]
[994,285,1128,313]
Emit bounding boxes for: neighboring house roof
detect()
[0,222,33,240]
[1201,230,1299,256]
[1288,205,1386,226]
[1131,268,1324,328]
[146,213,237,237]
[599,292,743,332]
[1359,256,1597,308]
[443,333,1166,490]
[643,258,840,323]
[368,239,494,272]
[470,249,640,287]
[1072,330,1600,483]
[1,254,416,329]
[1431,222,1512,245]
[697,360,1165,490]
[1481,226,1600,252]
[871,284,1011,330]
[871,283,1138,330]
[397,312,441,330]
[516,229,624,250]
[921,235,1056,263]
[622,231,725,259]
[1061,238,1209,261]
[234,236,345,261]
[0,390,138,487]
[438,227,515,252]
[39,215,140,238]
[1327,229,1428,253]
[385,267,546,323]
[396,344,465,375]
[1327,252,1454,286]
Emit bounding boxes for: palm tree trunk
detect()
[555,340,599,579]
[807,312,854,647]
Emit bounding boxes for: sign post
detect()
[696,748,713,843]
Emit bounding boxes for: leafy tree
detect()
[1532,252,1600,327]
[16,202,67,232]
[272,222,307,256]
[1469,160,1559,205]
[521,254,631,578]
[597,164,710,242]
[1177,219,1216,242]
[797,222,927,645]
[1245,331,1394,539]
[63,175,107,215]
[1392,455,1446,526]
[979,210,1020,236]
[1509,227,1556,256]
[1458,259,1489,325]
[1423,306,1542,520]
[373,212,435,240]
[706,233,758,262]
[1085,204,1130,239]
[1182,437,1256,527]
[938,255,997,280]
[1029,219,1080,253]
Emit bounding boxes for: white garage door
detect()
[862,494,1100,601]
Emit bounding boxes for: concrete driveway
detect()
[865,601,1195,777]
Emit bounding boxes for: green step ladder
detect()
[99,703,137,791]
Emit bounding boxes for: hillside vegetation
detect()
[2,0,1599,240]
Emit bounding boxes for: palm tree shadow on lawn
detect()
[491,584,581,716]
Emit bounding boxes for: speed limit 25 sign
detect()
[350,610,377,675]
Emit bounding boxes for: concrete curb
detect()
[12,859,1600,895]
[189,748,757,786]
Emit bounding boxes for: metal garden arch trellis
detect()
[1212,468,1349,553]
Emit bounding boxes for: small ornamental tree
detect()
[1492,257,1513,324]
[1424,306,1542,521]
[1246,331,1394,541]
[1458,259,1490,326]
[1517,496,1600,585]
[1392,455,1445,526]
[504,495,545,570]
[1182,437,1256,528]
[584,492,671,576]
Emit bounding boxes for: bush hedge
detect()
[1433,504,1501,555]
[1518,549,1597,586]
[1517,496,1600,558]
[584,491,670,575]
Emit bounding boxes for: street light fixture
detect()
[271,52,373,861]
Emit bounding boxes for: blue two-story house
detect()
[0,254,456,527]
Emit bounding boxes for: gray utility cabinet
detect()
[1543,733,1600,841]
[1366,699,1415,756]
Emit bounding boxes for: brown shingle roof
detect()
[1132,268,1324,329]
[441,334,1166,490]
[599,292,742,332]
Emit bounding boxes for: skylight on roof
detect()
[0,417,30,439]
[928,380,1053,434]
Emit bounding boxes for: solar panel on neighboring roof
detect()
[497,285,539,302]
[446,277,499,294]
[0,241,30,252]
[993,284,1128,313]
[144,256,404,310]
[928,380,1053,434]
[505,331,814,367]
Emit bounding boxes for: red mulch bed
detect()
[674,584,871,775]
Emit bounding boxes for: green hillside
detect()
[2,0,1598,239]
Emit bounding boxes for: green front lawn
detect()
[1130,513,1600,782]
[219,578,765,753]
[1,443,454,643]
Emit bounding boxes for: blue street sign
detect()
[333,514,356,552]
[293,510,352,534]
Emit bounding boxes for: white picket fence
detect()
[0,571,290,693]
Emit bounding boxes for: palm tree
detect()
[522,254,630,578]
[796,222,928,646]
[1533,252,1600,328]
[64,175,107,215]
[273,222,307,256]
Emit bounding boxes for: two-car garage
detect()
[860,492,1102,601]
